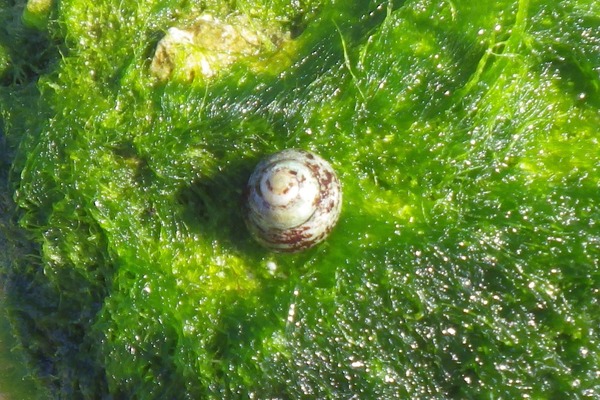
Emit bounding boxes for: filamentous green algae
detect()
[0,0,599,398]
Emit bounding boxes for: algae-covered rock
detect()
[0,0,599,398]
[150,14,291,81]
[21,0,54,30]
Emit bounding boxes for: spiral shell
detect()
[244,149,342,252]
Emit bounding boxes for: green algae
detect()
[0,0,599,398]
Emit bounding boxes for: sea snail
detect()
[244,149,342,252]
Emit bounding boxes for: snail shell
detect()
[244,149,342,252]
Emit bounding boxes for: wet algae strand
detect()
[0,0,599,398]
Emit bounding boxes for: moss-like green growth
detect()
[0,43,10,78]
[1,0,599,398]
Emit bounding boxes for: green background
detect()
[1,0,599,398]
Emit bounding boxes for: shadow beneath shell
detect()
[176,156,262,255]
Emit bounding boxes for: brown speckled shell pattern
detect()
[244,149,342,252]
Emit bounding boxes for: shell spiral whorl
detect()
[244,149,342,252]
